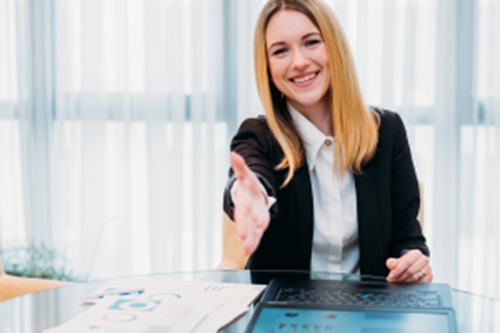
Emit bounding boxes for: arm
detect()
[386,113,433,283]
[222,118,278,257]
[389,113,429,257]
[223,118,278,221]
[0,256,70,302]
[0,275,71,302]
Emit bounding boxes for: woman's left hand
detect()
[386,250,433,283]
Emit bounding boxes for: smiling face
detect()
[266,9,331,114]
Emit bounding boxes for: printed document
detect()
[43,279,266,333]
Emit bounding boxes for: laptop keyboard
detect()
[274,288,440,308]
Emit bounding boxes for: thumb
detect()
[386,258,398,270]
[230,152,249,181]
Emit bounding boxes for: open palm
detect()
[230,152,270,256]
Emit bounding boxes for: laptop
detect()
[245,278,458,332]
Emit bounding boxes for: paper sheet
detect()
[43,279,266,333]
[192,304,249,333]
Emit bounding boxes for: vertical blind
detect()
[0,0,498,305]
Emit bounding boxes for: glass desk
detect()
[0,270,498,333]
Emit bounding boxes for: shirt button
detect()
[324,139,333,147]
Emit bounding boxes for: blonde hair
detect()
[254,0,380,187]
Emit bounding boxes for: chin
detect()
[290,95,325,107]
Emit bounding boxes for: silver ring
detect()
[417,269,426,281]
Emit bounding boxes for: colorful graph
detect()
[109,299,161,312]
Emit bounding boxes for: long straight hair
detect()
[254,0,380,187]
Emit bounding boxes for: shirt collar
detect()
[288,103,333,171]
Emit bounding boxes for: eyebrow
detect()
[267,32,322,51]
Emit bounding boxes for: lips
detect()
[289,71,320,83]
[288,71,320,88]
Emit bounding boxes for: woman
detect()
[223,0,433,283]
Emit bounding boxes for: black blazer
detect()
[223,110,429,277]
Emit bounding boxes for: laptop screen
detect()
[249,307,451,333]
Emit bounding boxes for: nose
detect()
[291,49,310,71]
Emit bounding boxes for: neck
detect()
[289,95,334,137]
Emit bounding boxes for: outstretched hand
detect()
[386,249,433,283]
[230,152,270,257]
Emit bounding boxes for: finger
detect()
[234,199,260,256]
[230,152,249,181]
[403,258,433,283]
[242,224,256,256]
[403,266,426,283]
[403,263,433,283]
[234,186,252,242]
[387,250,420,281]
[242,217,263,257]
[399,255,430,282]
[422,267,433,283]
[255,205,270,229]
[234,205,248,241]
[233,176,254,239]
[386,258,398,270]
[244,208,269,255]
[241,209,269,257]
[235,204,252,256]
[249,226,263,255]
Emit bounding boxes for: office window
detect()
[0,0,498,302]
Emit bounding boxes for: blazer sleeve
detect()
[223,117,279,221]
[389,113,430,258]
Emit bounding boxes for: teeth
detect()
[293,72,317,83]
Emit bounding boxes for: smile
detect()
[290,71,319,83]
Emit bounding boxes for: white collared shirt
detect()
[288,104,360,274]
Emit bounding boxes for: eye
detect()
[305,39,321,47]
[272,48,288,56]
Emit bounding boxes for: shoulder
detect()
[368,107,411,158]
[231,115,277,152]
[237,115,270,134]
[233,116,273,144]
[372,108,404,130]
[370,107,407,141]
